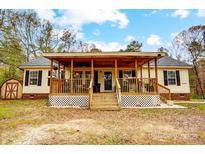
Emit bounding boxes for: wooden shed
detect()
[0,79,23,99]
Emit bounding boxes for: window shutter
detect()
[132,70,136,77]
[61,71,65,79]
[25,70,29,86]
[48,71,50,86]
[163,70,168,86]
[38,70,42,86]
[119,70,123,78]
[176,70,181,86]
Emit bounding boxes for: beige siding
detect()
[23,68,50,94]
[141,68,190,93]
[23,67,190,94]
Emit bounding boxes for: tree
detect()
[121,40,142,52]
[77,41,89,52]
[1,10,89,56]
[173,25,205,98]
[157,47,170,55]
[158,47,168,52]
[38,21,60,53]
[58,29,77,52]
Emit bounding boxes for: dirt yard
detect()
[0,99,205,145]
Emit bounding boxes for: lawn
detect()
[0,99,205,145]
[176,103,205,110]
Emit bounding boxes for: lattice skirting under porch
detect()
[121,95,160,107]
[49,95,89,107]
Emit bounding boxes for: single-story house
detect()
[19,50,191,110]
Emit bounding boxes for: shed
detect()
[0,79,23,99]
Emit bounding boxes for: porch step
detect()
[91,93,119,111]
[91,102,118,106]
[93,98,117,102]
[91,106,120,111]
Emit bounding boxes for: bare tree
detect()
[59,29,77,52]
[77,41,89,52]
[173,25,205,98]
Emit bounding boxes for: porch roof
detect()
[43,51,165,67]
[43,51,165,59]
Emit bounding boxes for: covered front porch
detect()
[44,51,170,109]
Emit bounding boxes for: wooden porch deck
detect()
[49,77,171,110]
[46,51,169,109]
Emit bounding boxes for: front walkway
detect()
[122,103,186,109]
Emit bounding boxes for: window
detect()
[74,71,82,78]
[29,71,38,85]
[85,71,91,79]
[123,71,132,78]
[167,71,176,85]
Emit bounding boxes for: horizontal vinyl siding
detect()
[23,68,50,94]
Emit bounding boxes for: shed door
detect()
[5,82,18,99]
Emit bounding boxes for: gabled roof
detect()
[150,56,191,68]
[19,57,51,69]
[19,55,192,69]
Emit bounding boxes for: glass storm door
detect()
[104,72,112,90]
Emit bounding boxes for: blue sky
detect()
[36,9,205,52]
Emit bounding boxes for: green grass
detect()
[0,107,15,119]
[176,103,205,110]
[1,99,205,144]
[0,99,47,107]
[191,99,205,102]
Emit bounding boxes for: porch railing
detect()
[115,77,121,104]
[118,78,157,93]
[88,78,93,109]
[157,83,171,101]
[51,78,90,94]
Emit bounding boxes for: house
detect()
[19,50,191,110]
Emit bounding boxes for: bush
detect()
[192,94,205,100]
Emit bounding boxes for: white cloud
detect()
[35,9,56,22]
[92,29,101,36]
[151,10,158,14]
[36,9,129,30]
[124,35,135,42]
[170,32,179,38]
[146,34,161,46]
[197,9,205,17]
[87,40,125,51]
[144,10,160,17]
[171,9,190,19]
[76,32,84,40]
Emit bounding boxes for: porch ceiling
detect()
[52,57,156,67]
[43,51,165,67]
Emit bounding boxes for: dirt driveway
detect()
[0,99,205,144]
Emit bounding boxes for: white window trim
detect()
[29,71,38,86]
[167,71,177,85]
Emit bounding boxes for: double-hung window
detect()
[29,71,38,85]
[167,71,176,85]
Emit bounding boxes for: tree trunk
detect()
[193,64,205,99]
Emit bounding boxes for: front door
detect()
[104,72,112,91]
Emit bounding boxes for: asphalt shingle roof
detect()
[150,56,191,67]
[19,56,191,69]
[19,57,51,69]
